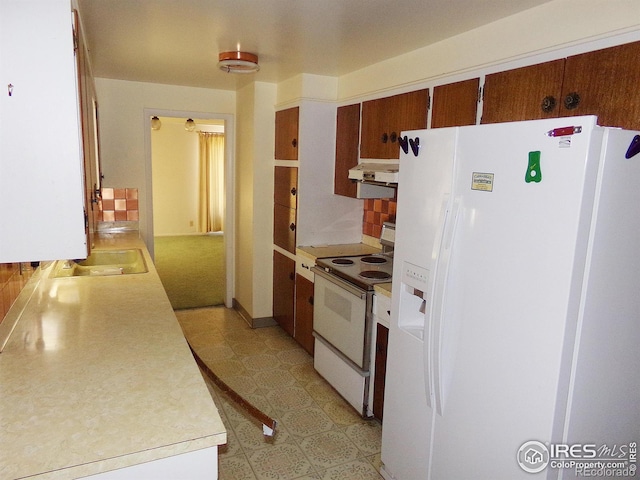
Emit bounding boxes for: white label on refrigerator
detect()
[558,136,572,148]
[471,172,494,192]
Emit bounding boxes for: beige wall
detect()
[150,120,199,236]
[235,82,277,319]
[94,78,235,245]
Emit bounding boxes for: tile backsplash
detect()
[99,188,139,221]
[363,197,397,238]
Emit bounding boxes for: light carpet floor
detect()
[176,306,384,480]
[154,234,225,310]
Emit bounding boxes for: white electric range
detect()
[311,223,394,417]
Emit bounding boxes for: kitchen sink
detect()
[52,249,148,277]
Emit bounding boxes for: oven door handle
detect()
[311,267,367,299]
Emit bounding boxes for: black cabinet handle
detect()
[291,138,297,148]
[308,296,314,306]
[289,272,295,281]
[564,92,581,110]
[381,132,388,143]
[289,223,296,231]
[389,132,398,143]
[541,95,557,113]
[290,187,297,196]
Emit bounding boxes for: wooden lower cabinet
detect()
[273,250,295,336]
[373,322,389,421]
[294,274,314,355]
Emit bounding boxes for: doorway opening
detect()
[144,110,234,309]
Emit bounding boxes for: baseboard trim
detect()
[232,299,277,329]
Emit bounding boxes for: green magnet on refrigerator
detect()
[525,151,542,183]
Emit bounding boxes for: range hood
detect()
[348,163,399,186]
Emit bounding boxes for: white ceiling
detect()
[77,0,552,92]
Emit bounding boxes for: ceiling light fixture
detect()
[218,51,259,74]
[185,118,196,131]
[151,116,161,130]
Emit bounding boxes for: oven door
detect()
[312,268,367,369]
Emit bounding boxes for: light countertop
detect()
[0,233,226,479]
[297,243,381,261]
[374,282,392,297]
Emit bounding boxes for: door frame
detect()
[143,108,235,308]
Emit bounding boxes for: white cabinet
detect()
[0,0,87,262]
[292,100,363,246]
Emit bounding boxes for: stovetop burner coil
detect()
[360,256,388,264]
[331,258,355,266]
[359,270,392,280]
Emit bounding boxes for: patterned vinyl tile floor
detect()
[176,306,384,480]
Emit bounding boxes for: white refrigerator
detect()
[381,116,640,480]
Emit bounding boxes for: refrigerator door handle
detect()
[430,195,462,416]
[424,194,450,409]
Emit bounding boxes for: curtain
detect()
[198,132,225,233]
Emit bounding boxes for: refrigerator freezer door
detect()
[428,116,602,479]
[381,128,458,480]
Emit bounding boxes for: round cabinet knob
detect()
[289,223,296,231]
[541,95,557,113]
[564,92,581,110]
[389,132,398,143]
[291,138,297,148]
[381,132,388,143]
[290,187,297,196]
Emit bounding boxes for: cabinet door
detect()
[294,274,314,355]
[274,166,298,208]
[481,59,565,124]
[273,204,296,253]
[360,97,388,158]
[0,0,87,262]
[273,251,295,336]
[361,90,429,159]
[560,41,640,130]
[393,89,430,137]
[275,107,299,160]
[373,323,389,421]
[334,104,360,198]
[431,78,480,128]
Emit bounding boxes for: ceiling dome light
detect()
[218,51,259,74]
[185,118,196,131]
[151,116,161,130]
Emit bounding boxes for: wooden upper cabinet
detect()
[481,60,566,124]
[560,41,640,130]
[275,107,299,160]
[361,89,429,159]
[431,78,480,128]
[273,204,296,254]
[334,103,360,198]
[274,166,298,209]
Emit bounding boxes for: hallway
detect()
[176,307,384,480]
